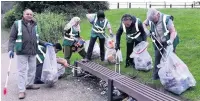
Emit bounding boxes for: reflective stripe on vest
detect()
[16,20,39,43]
[149,15,170,37]
[122,18,139,33]
[123,18,141,39]
[92,15,108,33]
[36,54,42,63]
[163,15,170,36]
[36,45,45,63]
[16,20,22,42]
[64,27,75,41]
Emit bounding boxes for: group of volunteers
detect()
[8,8,180,99]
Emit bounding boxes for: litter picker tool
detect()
[3,59,12,95]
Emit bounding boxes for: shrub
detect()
[3,5,22,28]
[35,12,66,43]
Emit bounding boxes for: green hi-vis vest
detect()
[63,27,79,46]
[36,45,46,64]
[91,15,108,38]
[15,20,39,52]
[122,18,141,43]
[149,14,179,48]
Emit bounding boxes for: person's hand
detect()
[166,44,174,56]
[115,43,120,51]
[110,33,114,37]
[167,40,173,45]
[45,43,53,47]
[8,51,14,58]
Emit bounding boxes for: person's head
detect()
[53,43,62,53]
[147,8,160,23]
[97,10,105,21]
[121,14,133,28]
[71,17,80,26]
[23,9,34,22]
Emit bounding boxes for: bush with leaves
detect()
[3,1,109,28]
[3,5,22,28]
[35,12,66,43]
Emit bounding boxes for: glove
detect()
[167,39,173,45]
[45,43,53,47]
[110,33,114,37]
[166,44,174,56]
[9,51,14,58]
[115,43,120,51]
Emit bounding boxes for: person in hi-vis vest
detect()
[8,9,52,99]
[143,8,179,80]
[63,17,86,64]
[35,43,69,84]
[115,14,147,68]
[82,10,114,62]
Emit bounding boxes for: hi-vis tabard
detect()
[122,18,141,39]
[92,15,108,34]
[63,26,79,46]
[37,45,46,63]
[15,20,39,51]
[15,20,43,63]
[149,14,179,48]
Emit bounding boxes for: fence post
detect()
[117,2,119,9]
[191,4,194,8]
[185,2,186,8]
[170,4,172,8]
[146,2,147,8]
[149,4,151,8]
[129,3,131,8]
[164,1,166,8]
[193,1,195,8]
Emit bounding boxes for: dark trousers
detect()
[153,41,176,80]
[34,63,44,84]
[86,37,105,61]
[126,40,140,66]
[64,46,86,64]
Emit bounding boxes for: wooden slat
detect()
[76,61,180,101]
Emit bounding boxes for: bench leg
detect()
[73,61,78,77]
[108,79,113,101]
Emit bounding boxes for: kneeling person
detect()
[34,43,69,84]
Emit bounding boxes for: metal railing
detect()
[109,1,200,9]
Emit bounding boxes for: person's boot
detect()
[26,85,40,90]
[18,92,26,99]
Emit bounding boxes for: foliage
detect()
[35,12,66,43]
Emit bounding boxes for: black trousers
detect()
[126,40,140,65]
[34,63,44,84]
[86,37,105,61]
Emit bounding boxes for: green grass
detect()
[57,8,200,101]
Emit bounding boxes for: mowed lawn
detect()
[57,9,200,101]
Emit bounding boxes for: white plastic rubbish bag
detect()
[104,35,123,63]
[84,40,100,59]
[41,46,58,86]
[158,51,196,95]
[130,41,152,71]
[57,63,65,77]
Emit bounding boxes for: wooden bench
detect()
[74,61,180,101]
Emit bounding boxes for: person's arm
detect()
[8,23,18,52]
[138,20,147,41]
[115,23,123,50]
[86,14,96,24]
[107,21,113,34]
[143,19,151,36]
[56,57,69,68]
[167,19,176,44]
